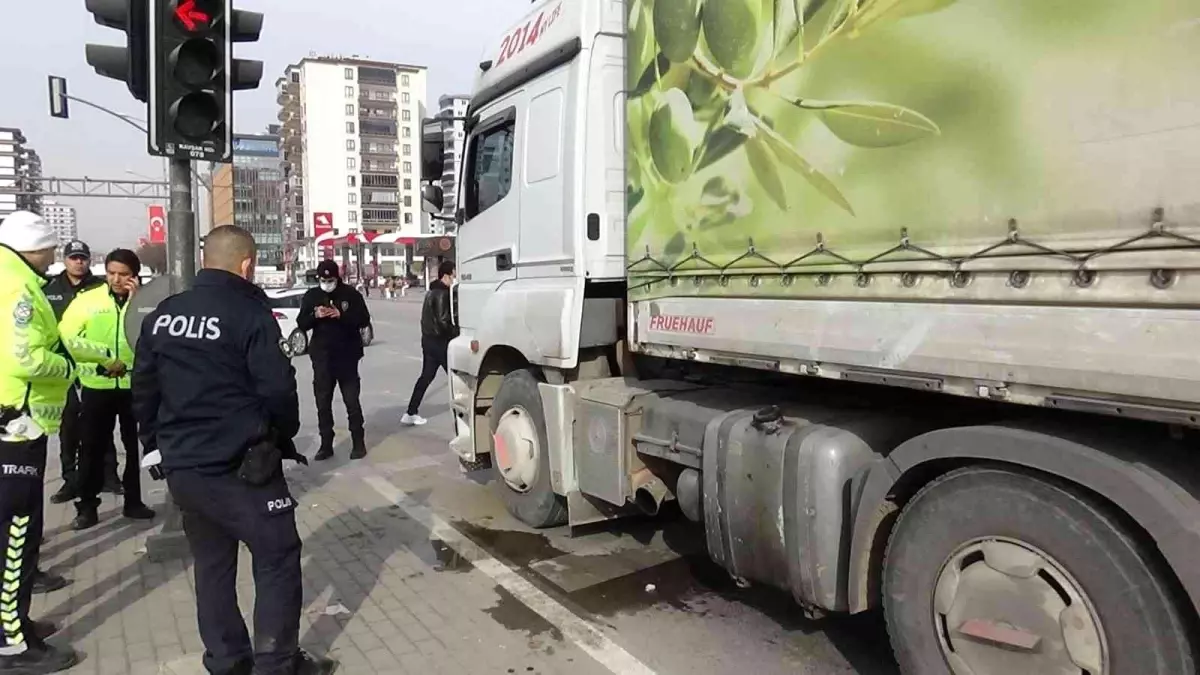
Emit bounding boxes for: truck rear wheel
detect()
[883,466,1195,675]
[488,369,568,528]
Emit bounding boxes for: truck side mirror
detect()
[421,118,446,182]
[421,184,444,214]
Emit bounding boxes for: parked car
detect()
[266,286,375,357]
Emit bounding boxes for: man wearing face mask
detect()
[296,261,370,461]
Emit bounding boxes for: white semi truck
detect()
[420,1,1200,673]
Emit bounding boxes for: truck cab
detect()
[426,0,628,478]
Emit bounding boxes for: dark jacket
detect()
[296,282,371,360]
[131,269,300,475]
[42,271,104,321]
[421,280,458,341]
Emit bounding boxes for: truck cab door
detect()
[456,104,522,332]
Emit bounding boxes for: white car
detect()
[266,286,374,357]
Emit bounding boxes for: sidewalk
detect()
[33,439,605,675]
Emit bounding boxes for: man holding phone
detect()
[59,249,156,530]
[297,261,370,461]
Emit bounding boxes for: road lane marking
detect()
[362,475,658,675]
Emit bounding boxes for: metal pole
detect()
[166,158,197,293]
[145,157,197,562]
[63,94,148,133]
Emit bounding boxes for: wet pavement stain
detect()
[567,554,735,617]
[484,585,564,643]
[453,520,568,567]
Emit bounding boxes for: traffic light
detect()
[84,0,150,102]
[148,0,263,163]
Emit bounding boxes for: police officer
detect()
[296,260,370,461]
[0,211,84,673]
[41,240,105,507]
[131,225,335,675]
[60,249,156,530]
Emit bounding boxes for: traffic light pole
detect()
[166,157,197,293]
[144,156,197,562]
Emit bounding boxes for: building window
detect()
[345,104,354,115]
[402,92,410,103]
[402,127,411,138]
[345,67,354,80]
[404,213,413,224]
[401,74,410,86]
[403,179,412,190]
[345,86,355,98]
[466,121,515,217]
[346,139,356,151]
[402,144,411,156]
[401,110,411,121]
[347,176,356,187]
[346,121,355,134]
[347,157,357,169]
[403,161,412,173]
[348,211,358,223]
[404,195,412,207]
[348,193,357,205]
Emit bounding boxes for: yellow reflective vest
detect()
[0,246,107,435]
[60,284,133,391]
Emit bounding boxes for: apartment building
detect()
[42,200,78,254]
[0,128,43,221]
[210,132,286,266]
[434,94,470,232]
[276,56,428,271]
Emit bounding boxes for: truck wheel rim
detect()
[932,537,1107,675]
[494,407,539,493]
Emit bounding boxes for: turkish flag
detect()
[148,205,166,244]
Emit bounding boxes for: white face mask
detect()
[319,281,337,293]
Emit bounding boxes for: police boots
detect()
[0,642,80,674]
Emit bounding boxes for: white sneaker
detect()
[401,414,427,426]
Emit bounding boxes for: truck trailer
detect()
[422,1,1200,673]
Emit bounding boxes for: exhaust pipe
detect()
[631,468,672,516]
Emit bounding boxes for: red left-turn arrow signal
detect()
[174,0,210,31]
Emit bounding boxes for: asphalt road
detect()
[300,296,901,675]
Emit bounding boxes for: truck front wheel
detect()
[883,466,1195,675]
[488,369,568,528]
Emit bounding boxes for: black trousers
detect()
[406,337,449,416]
[168,469,302,675]
[312,354,363,445]
[0,437,47,655]
[77,388,143,511]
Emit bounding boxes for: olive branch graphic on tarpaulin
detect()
[627,0,954,247]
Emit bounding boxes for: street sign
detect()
[48,76,70,119]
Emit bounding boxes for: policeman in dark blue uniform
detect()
[131,226,336,675]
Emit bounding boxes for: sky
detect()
[0,0,526,252]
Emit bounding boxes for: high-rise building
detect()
[0,128,43,221]
[434,94,470,233]
[210,132,286,266]
[276,56,428,271]
[42,200,78,254]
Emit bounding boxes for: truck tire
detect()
[488,369,568,528]
[883,466,1195,675]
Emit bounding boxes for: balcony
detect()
[359,121,397,139]
[359,143,396,158]
[357,66,396,86]
[361,208,400,226]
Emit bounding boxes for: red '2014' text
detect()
[496,3,563,67]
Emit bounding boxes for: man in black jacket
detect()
[132,225,335,675]
[402,261,457,427]
[297,260,371,460]
[42,240,110,506]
